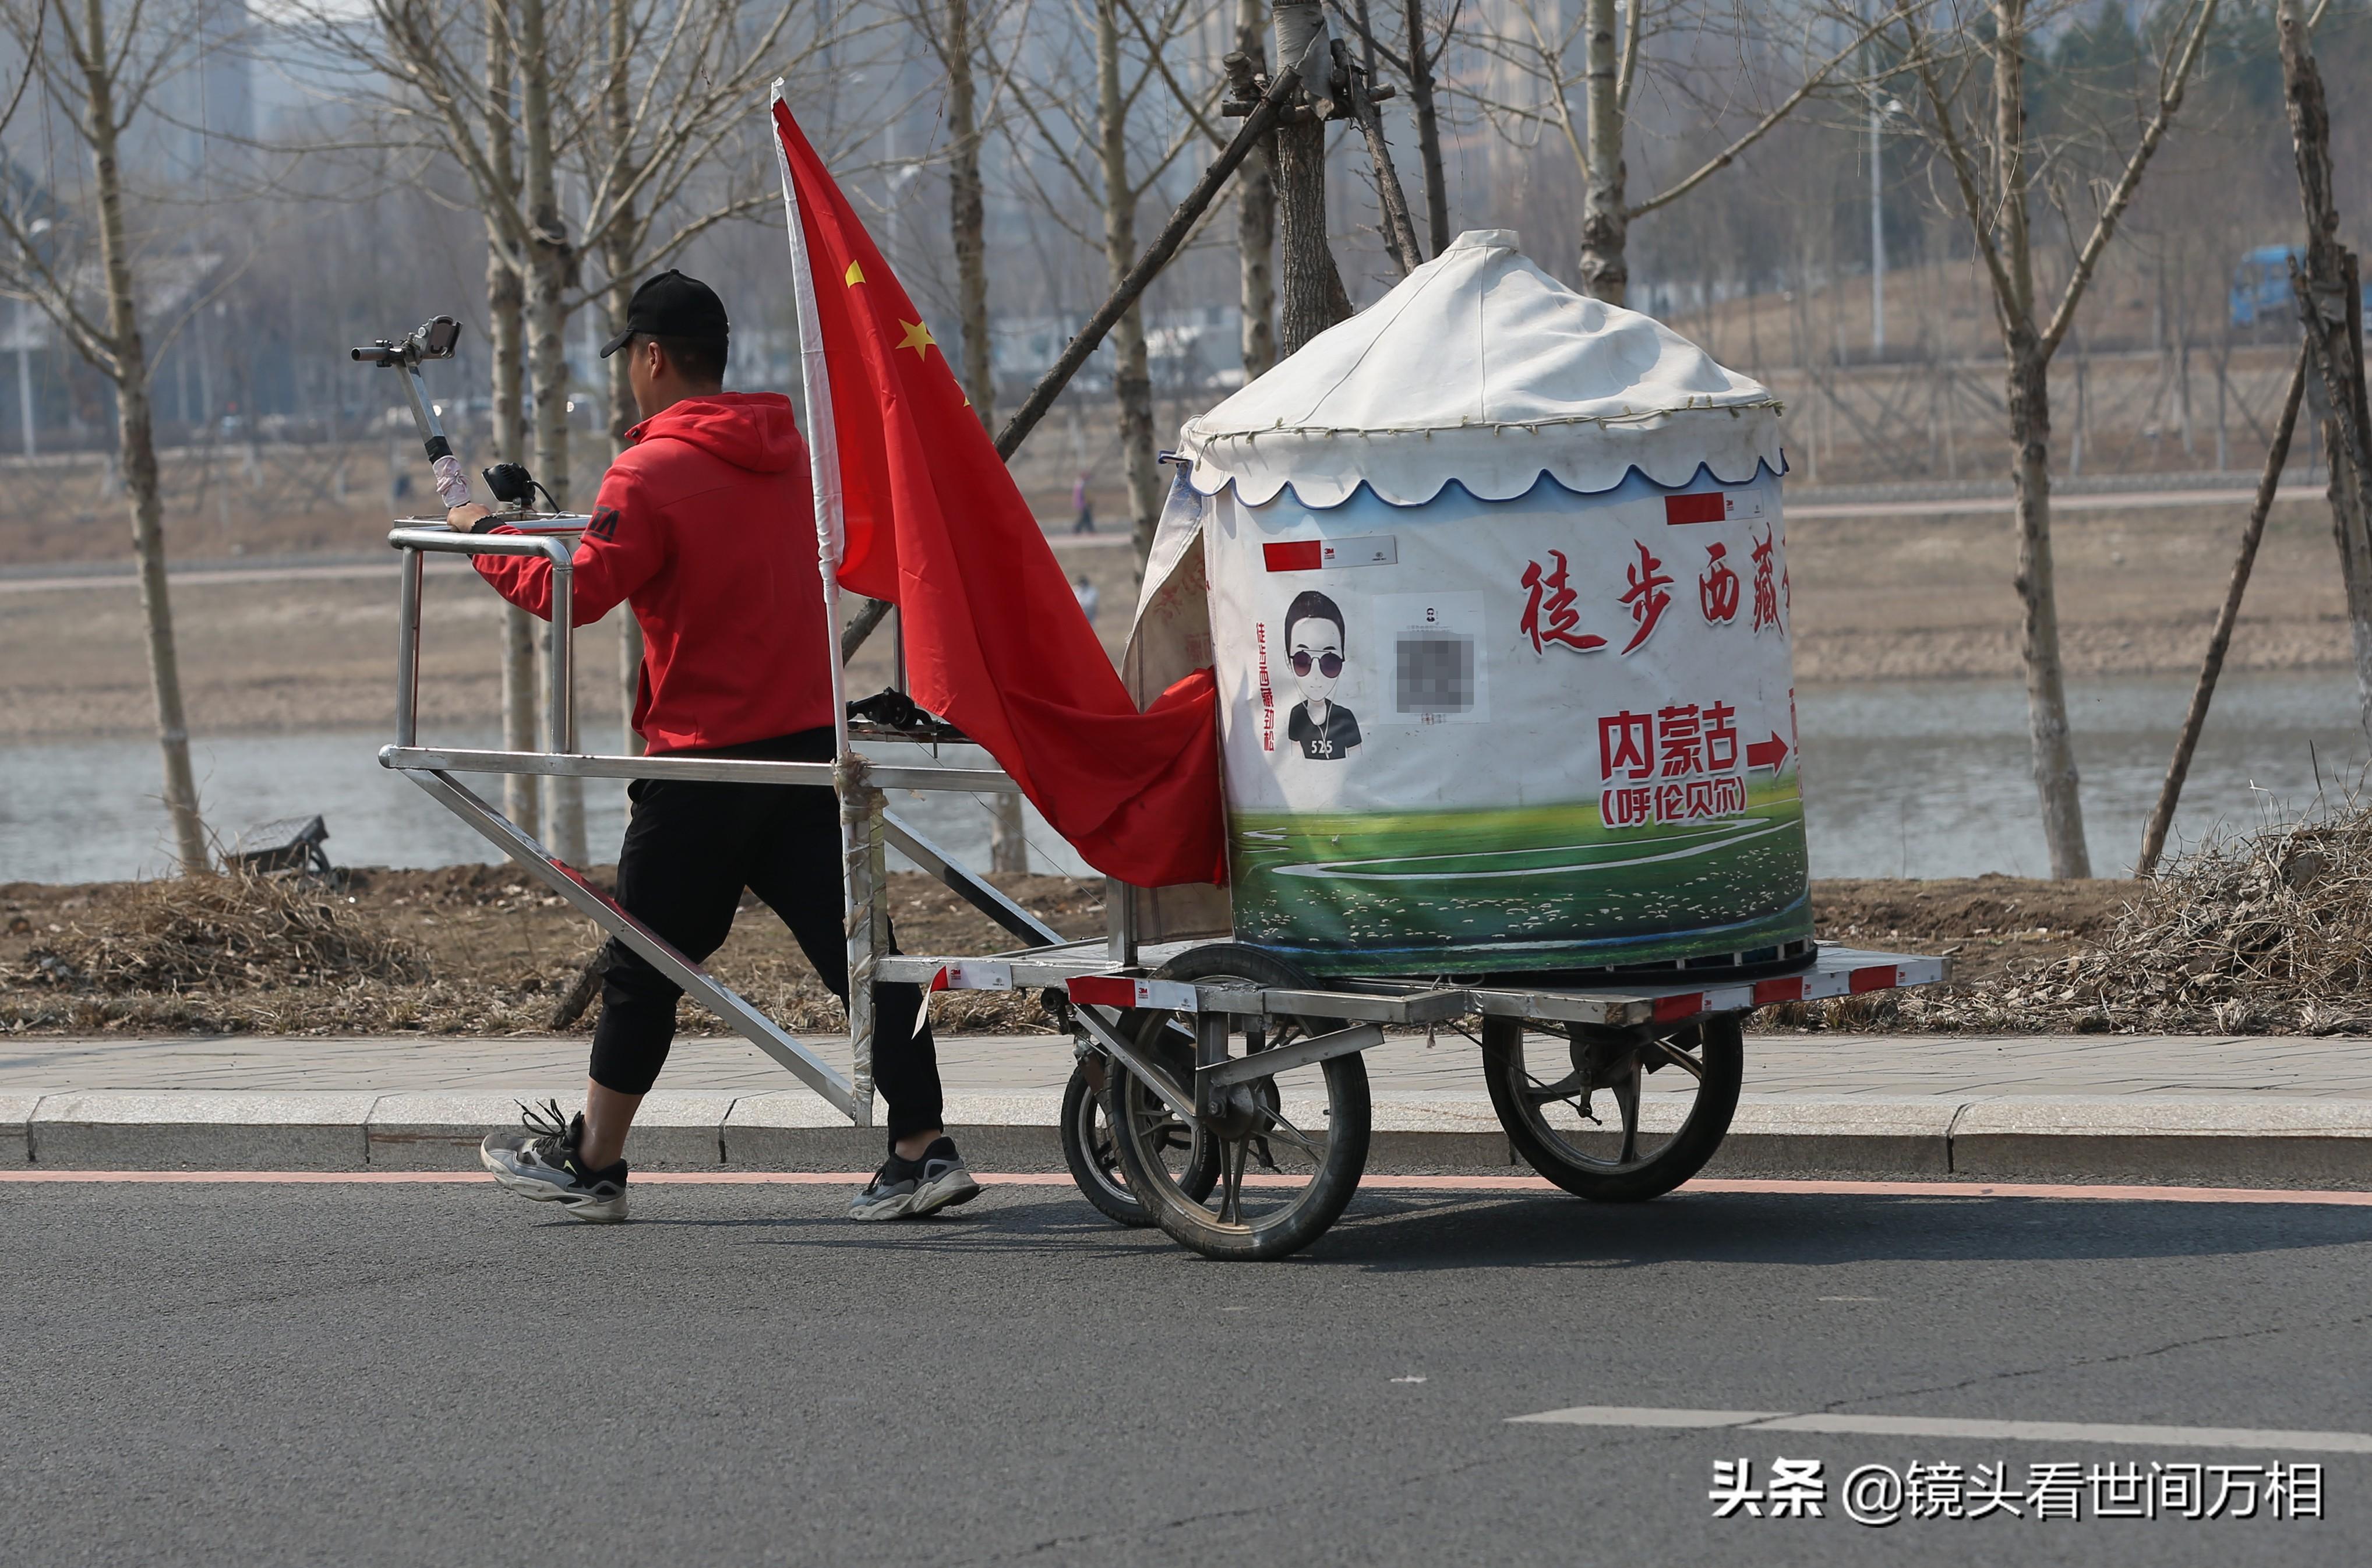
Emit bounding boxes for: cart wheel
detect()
[1107,945,1371,1261]
[1481,1012,1743,1203]
[1060,1048,1219,1228]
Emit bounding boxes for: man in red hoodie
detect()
[452,271,976,1226]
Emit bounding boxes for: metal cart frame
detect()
[380,517,1947,1258]
[381,521,1056,1126]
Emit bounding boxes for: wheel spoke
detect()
[1131,1103,1196,1185]
[1255,1103,1326,1160]
[1612,1065,1642,1166]
[1216,1138,1250,1226]
[1647,1036,1705,1081]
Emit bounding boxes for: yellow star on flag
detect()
[898,319,936,358]
[844,261,864,285]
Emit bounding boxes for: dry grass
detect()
[1773,803,2372,1035]
[0,864,1056,1037]
[10,829,2362,1039]
[20,867,425,993]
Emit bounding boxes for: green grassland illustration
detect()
[1227,776,1812,975]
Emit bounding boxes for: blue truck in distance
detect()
[2230,243,2372,326]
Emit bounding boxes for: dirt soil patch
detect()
[1808,875,2131,988]
[3,868,2149,1039]
[2,866,1105,1037]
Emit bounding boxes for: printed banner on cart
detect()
[1205,467,1812,974]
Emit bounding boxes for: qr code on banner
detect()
[1395,631,1474,716]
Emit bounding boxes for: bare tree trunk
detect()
[1272,117,1344,350]
[486,0,541,834]
[1401,0,1449,253]
[86,5,206,873]
[1098,0,1164,565]
[2310,305,2372,723]
[1576,0,1627,305]
[604,0,645,762]
[2007,346,2088,876]
[1981,0,2089,878]
[1273,4,1349,355]
[2176,316,2194,460]
[519,0,586,863]
[2278,0,2372,732]
[1237,0,1277,381]
[947,0,994,435]
[942,0,1023,871]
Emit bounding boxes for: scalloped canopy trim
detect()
[1189,454,1790,513]
[1188,450,1791,513]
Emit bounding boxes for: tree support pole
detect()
[838,51,1309,667]
[2137,348,2307,877]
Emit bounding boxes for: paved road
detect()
[4,1179,2366,1565]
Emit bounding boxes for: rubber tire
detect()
[1059,1055,1220,1227]
[1482,1012,1745,1203]
[1109,944,1372,1262]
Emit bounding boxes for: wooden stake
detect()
[2137,348,2307,877]
[1343,40,1423,277]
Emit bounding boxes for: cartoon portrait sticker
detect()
[1284,589,1361,761]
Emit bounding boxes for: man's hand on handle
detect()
[447,503,492,533]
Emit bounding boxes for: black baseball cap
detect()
[599,270,730,356]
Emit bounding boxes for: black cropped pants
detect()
[586,730,943,1145]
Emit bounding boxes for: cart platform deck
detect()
[883,941,1950,1031]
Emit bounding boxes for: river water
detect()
[3,670,2364,885]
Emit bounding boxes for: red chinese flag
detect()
[770,97,1223,887]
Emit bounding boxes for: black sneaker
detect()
[848,1135,980,1221]
[479,1100,630,1223]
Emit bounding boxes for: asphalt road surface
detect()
[4,1177,2367,1566]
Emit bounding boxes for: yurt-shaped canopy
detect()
[1133,229,1808,976]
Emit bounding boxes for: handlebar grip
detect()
[350,346,393,364]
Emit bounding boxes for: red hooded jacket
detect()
[474,393,835,754]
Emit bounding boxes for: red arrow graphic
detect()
[1746,733,1789,771]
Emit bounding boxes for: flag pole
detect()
[772,84,878,1128]
[772,83,852,757]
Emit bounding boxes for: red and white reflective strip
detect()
[1644,955,1948,1024]
[1652,993,1706,1024]
[1261,535,1399,572]
[927,960,1014,994]
[1068,973,1202,1012]
[1661,490,1769,525]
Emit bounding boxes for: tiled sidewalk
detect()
[2,1030,2363,1100]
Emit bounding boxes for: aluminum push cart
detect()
[381,517,1946,1262]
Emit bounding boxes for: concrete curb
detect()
[6,1092,2369,1188]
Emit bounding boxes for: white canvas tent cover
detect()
[1174,228,1785,511]
[1129,228,1788,659]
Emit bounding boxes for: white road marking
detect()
[1507,1405,2372,1453]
